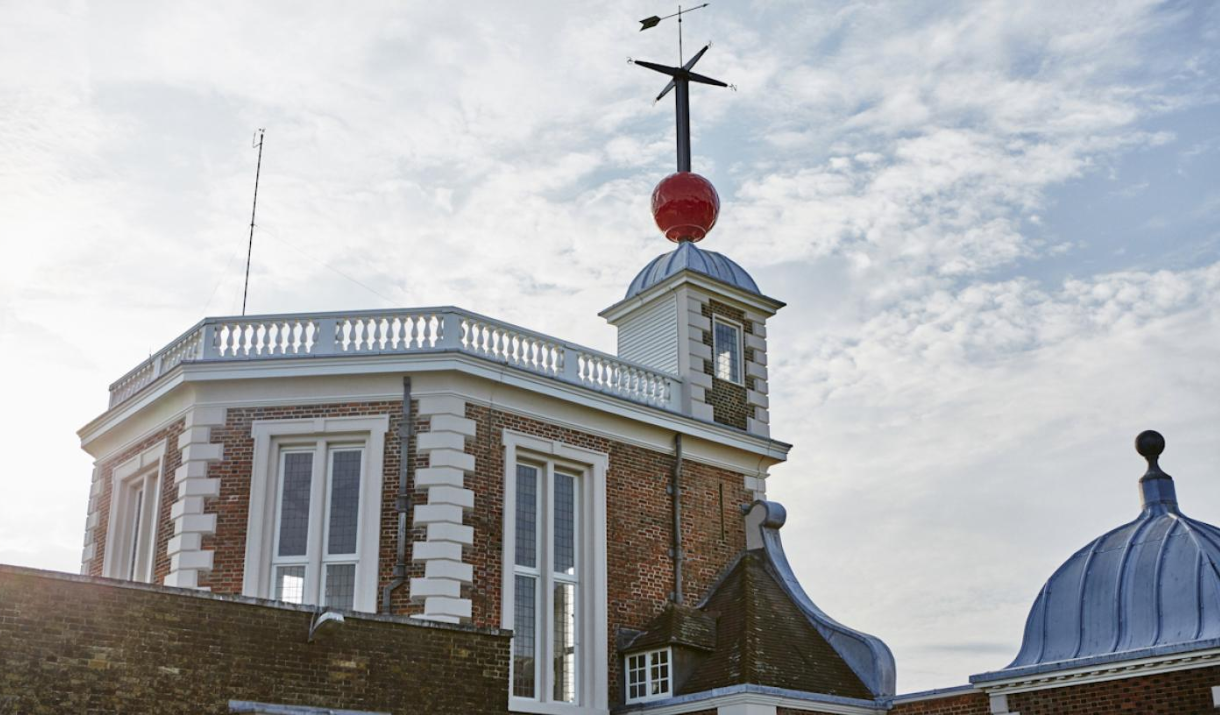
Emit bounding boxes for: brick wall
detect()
[202,402,408,595]
[701,300,754,430]
[889,665,1220,715]
[463,404,754,706]
[0,565,509,714]
[1006,664,1220,714]
[84,397,757,708]
[889,691,989,715]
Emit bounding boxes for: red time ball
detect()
[651,172,720,242]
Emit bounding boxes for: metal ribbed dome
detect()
[1007,431,1220,672]
[625,241,760,299]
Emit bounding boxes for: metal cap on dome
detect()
[1137,429,1177,510]
[624,240,761,299]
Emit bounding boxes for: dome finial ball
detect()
[651,172,720,243]
[1135,430,1165,460]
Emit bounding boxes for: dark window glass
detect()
[277,452,313,557]
[327,450,362,555]
[324,563,356,610]
[515,464,538,568]
[554,472,576,575]
[513,574,537,698]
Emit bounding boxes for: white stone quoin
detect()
[165,406,226,589]
[411,394,477,623]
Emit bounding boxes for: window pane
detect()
[327,450,362,555]
[714,321,740,383]
[324,563,356,610]
[513,575,537,698]
[277,452,313,557]
[274,565,306,604]
[552,582,577,703]
[127,486,144,580]
[627,654,646,701]
[651,649,670,696]
[515,465,538,568]
[554,472,575,576]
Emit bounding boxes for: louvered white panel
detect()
[616,296,678,375]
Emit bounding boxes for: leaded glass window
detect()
[713,318,742,384]
[511,459,582,706]
[270,445,364,610]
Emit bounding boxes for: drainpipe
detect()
[381,377,413,613]
[670,433,684,604]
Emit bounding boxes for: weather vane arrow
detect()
[633,3,728,173]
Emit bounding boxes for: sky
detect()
[1,0,1218,695]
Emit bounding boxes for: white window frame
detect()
[242,415,388,613]
[712,316,744,385]
[502,430,608,715]
[102,440,166,583]
[625,648,673,704]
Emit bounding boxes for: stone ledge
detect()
[0,563,509,637]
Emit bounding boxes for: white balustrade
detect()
[109,308,682,413]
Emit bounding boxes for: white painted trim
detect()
[621,690,881,715]
[81,465,103,572]
[410,396,477,623]
[242,415,389,612]
[102,440,167,582]
[80,353,790,465]
[409,379,782,478]
[625,648,673,704]
[600,271,784,323]
[977,645,1220,696]
[502,430,609,715]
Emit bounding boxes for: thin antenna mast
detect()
[241,128,265,316]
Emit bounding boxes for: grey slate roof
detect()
[984,431,1220,680]
[625,241,761,299]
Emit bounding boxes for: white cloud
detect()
[1,0,1217,694]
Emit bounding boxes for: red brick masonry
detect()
[889,665,1220,715]
[0,565,509,714]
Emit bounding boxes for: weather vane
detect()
[633,3,729,173]
[633,4,729,245]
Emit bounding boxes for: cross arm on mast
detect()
[633,13,727,172]
[686,70,728,87]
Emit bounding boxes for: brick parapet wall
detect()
[0,565,508,714]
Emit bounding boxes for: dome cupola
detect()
[1001,431,1220,675]
[625,241,760,300]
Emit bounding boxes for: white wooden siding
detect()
[616,296,678,375]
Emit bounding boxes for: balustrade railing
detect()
[108,308,682,413]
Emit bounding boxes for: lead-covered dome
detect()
[625,240,760,299]
[1005,431,1220,673]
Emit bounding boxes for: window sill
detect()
[508,697,606,715]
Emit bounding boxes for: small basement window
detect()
[713,318,743,384]
[625,648,671,703]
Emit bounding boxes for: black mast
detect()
[635,5,727,172]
